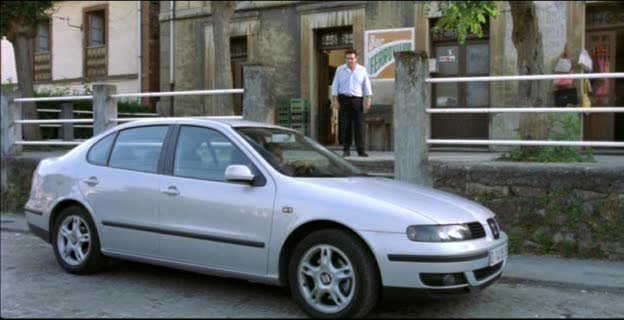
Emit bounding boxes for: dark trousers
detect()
[338,94,364,153]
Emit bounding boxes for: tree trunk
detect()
[8,19,40,140]
[211,1,236,116]
[509,1,549,142]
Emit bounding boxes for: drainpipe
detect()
[169,0,175,116]
[137,1,142,104]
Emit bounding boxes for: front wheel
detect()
[288,229,380,318]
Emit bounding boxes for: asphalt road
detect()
[2,231,623,318]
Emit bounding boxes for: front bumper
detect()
[360,230,508,290]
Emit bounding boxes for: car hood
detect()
[297,177,494,225]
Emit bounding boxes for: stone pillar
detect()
[242,64,275,124]
[93,84,118,135]
[393,51,432,186]
[60,103,74,141]
[1,90,23,157]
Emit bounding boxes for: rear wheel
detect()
[288,229,380,318]
[52,206,107,274]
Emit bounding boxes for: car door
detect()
[158,125,276,275]
[80,125,170,256]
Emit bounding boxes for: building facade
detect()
[161,1,623,150]
[32,1,160,104]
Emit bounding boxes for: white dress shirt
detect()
[331,63,373,97]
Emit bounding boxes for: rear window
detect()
[87,133,115,166]
[108,126,168,173]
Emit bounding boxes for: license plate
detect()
[489,244,508,266]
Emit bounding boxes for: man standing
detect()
[331,49,373,157]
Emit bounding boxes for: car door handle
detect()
[162,186,180,196]
[83,177,99,186]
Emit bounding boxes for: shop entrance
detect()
[429,20,490,146]
[315,27,353,145]
[583,3,624,143]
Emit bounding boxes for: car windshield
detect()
[235,127,366,178]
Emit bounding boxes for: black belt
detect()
[338,94,362,98]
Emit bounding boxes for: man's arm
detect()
[331,67,340,110]
[363,70,373,113]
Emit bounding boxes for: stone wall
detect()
[351,159,624,261]
[2,154,622,261]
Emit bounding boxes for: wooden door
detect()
[584,30,617,141]
[431,40,489,142]
[317,50,331,144]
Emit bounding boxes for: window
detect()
[33,21,52,82]
[236,127,364,178]
[37,22,50,53]
[88,11,105,47]
[173,126,254,182]
[108,126,168,173]
[87,133,116,166]
[84,7,107,77]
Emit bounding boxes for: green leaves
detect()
[428,1,499,44]
[0,1,55,36]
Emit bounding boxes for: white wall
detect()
[49,1,138,81]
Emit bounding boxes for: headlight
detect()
[406,224,472,242]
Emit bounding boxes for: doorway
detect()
[230,36,247,115]
[583,3,624,143]
[315,27,353,145]
[429,20,490,146]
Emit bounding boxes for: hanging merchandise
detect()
[578,50,593,72]
[582,79,591,109]
[594,47,610,96]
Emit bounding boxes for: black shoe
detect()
[358,152,369,157]
[343,150,351,157]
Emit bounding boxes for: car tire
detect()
[52,206,107,275]
[288,229,380,318]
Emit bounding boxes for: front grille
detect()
[467,222,486,239]
[474,262,503,281]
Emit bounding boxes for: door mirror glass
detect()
[224,165,255,183]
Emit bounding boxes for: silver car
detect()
[25,118,508,318]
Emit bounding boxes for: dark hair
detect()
[345,49,357,57]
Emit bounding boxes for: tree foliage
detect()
[0,1,55,39]
[430,1,498,44]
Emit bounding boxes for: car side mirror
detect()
[224,165,255,184]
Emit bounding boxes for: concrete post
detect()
[393,51,432,186]
[93,84,118,135]
[242,64,275,124]
[1,90,23,157]
[60,103,74,141]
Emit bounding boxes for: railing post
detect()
[1,89,23,157]
[93,84,118,135]
[393,51,432,186]
[242,64,275,124]
[60,102,74,141]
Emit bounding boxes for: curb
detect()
[498,276,624,295]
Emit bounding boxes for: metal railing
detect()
[1,87,245,151]
[391,51,624,185]
[424,72,624,148]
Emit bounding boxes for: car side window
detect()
[108,126,168,173]
[173,126,255,182]
[87,133,115,166]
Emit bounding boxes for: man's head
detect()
[345,49,357,69]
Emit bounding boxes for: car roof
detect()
[117,117,295,132]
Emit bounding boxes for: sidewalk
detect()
[2,212,623,292]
